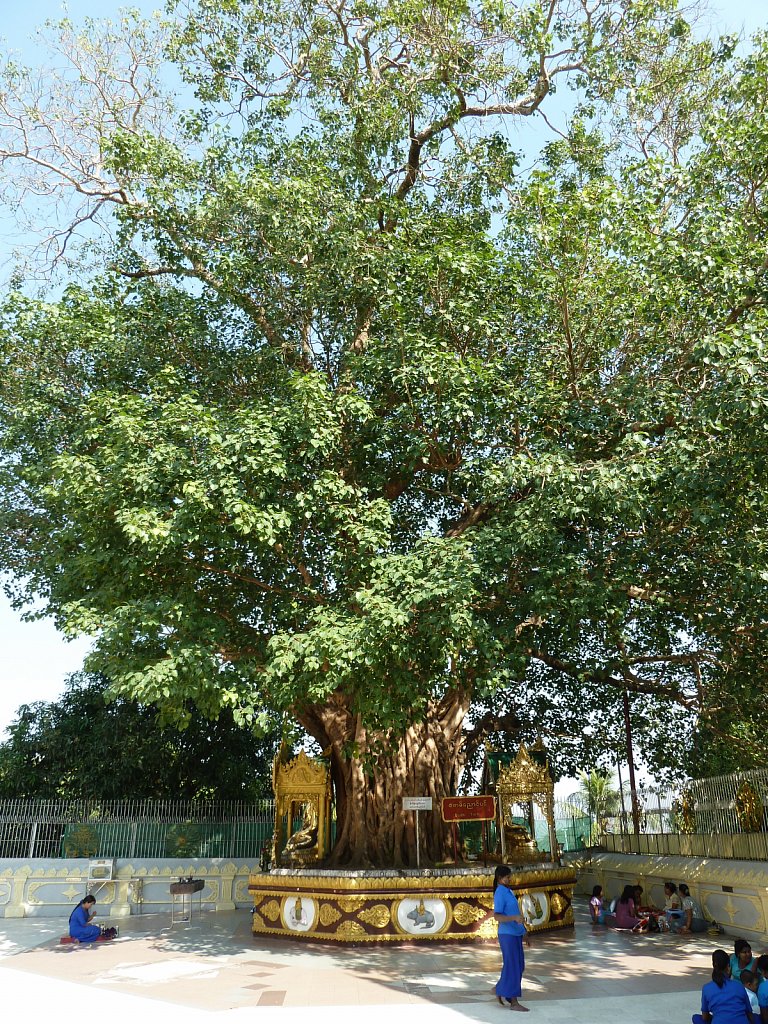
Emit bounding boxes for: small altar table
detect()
[169,879,204,925]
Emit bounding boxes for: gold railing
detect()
[600,831,768,861]
[598,768,768,861]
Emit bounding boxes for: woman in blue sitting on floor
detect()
[731,940,758,981]
[692,948,753,1024]
[68,894,101,943]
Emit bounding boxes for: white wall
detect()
[568,850,768,944]
[0,858,258,919]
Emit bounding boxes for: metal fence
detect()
[0,799,275,859]
[0,796,592,861]
[551,801,593,852]
[457,802,592,857]
[598,768,768,860]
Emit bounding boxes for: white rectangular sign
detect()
[402,796,433,811]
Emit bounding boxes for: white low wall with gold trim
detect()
[0,859,258,919]
[567,850,768,944]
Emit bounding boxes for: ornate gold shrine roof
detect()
[273,749,330,795]
[496,744,554,801]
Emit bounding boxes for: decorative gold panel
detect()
[453,902,487,926]
[550,892,567,916]
[475,917,499,939]
[261,899,281,922]
[318,903,342,927]
[248,867,574,893]
[358,904,391,929]
[336,895,364,913]
[249,867,576,943]
[336,919,366,939]
[202,881,219,903]
[27,880,116,906]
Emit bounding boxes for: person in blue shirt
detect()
[493,864,528,1013]
[692,948,753,1024]
[755,954,768,1022]
[68,894,101,943]
[732,940,758,981]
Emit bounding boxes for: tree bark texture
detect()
[297,690,469,868]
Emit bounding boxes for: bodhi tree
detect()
[2,1,768,865]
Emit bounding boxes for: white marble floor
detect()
[0,901,739,1024]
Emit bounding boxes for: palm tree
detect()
[569,770,621,841]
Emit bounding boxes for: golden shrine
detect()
[249,743,575,944]
[490,742,560,863]
[271,749,332,866]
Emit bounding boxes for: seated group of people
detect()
[589,880,706,934]
[693,942,768,1023]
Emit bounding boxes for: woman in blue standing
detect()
[69,894,101,944]
[493,864,529,1012]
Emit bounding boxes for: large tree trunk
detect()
[297,689,470,868]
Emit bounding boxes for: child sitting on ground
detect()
[740,969,759,1022]
[589,885,606,925]
[755,955,768,1018]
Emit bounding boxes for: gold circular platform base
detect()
[249,864,575,943]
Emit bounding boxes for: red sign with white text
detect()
[441,795,496,822]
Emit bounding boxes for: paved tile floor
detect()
[0,901,747,1024]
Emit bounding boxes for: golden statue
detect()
[504,822,539,859]
[285,801,319,853]
[292,896,306,924]
[272,749,331,866]
[484,743,559,864]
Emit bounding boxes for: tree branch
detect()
[528,649,699,709]
[462,708,520,767]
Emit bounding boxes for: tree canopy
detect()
[1,1,768,863]
[0,672,281,800]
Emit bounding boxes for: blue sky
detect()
[3,0,762,42]
[0,0,766,742]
